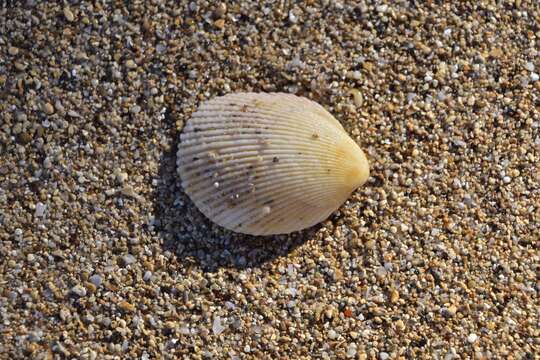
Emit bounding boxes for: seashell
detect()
[176,92,369,236]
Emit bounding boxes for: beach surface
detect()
[1,1,538,359]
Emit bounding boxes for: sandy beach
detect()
[1,1,538,359]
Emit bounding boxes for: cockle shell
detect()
[176,92,369,236]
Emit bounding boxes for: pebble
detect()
[130,105,141,114]
[467,334,478,344]
[225,301,236,310]
[379,352,390,360]
[34,202,46,217]
[118,301,135,312]
[212,317,225,335]
[88,274,102,287]
[115,171,128,183]
[70,285,87,297]
[375,266,388,278]
[15,112,27,122]
[63,7,75,22]
[85,282,97,293]
[213,19,225,30]
[42,102,55,115]
[83,314,95,324]
[213,3,227,18]
[122,254,137,266]
[442,305,457,317]
[67,110,80,117]
[349,71,362,80]
[8,46,19,56]
[445,348,458,360]
[287,57,304,70]
[327,329,338,340]
[349,89,363,107]
[125,59,137,69]
[389,289,399,303]
[54,100,64,112]
[14,62,26,71]
[288,10,297,24]
[346,343,357,358]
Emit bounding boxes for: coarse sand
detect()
[0,1,538,359]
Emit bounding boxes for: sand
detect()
[0,1,538,359]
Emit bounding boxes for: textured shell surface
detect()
[177,92,369,236]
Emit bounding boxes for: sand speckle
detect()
[0,1,538,359]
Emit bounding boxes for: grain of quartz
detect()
[0,1,538,359]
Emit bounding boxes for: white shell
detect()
[177,93,369,235]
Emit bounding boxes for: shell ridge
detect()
[177,92,369,235]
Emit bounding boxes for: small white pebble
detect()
[467,333,478,344]
[213,317,225,335]
[327,329,338,340]
[530,72,539,82]
[379,352,390,360]
[35,202,47,217]
[130,105,141,114]
[116,171,128,183]
[105,189,116,196]
[288,10,297,24]
[503,176,511,184]
[346,343,357,358]
[143,271,153,282]
[71,285,87,297]
[376,4,388,13]
[350,71,362,80]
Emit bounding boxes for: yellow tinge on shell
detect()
[176,93,369,235]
